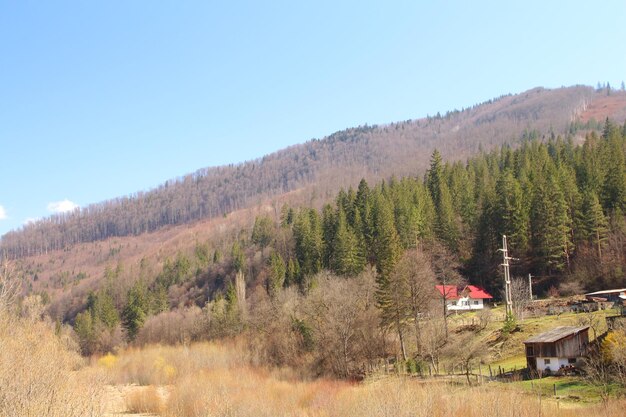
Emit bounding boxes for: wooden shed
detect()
[523,326,589,372]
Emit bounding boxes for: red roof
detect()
[464,285,493,299]
[435,285,459,300]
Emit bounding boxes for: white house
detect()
[435,285,493,311]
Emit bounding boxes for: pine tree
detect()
[436,183,459,250]
[285,257,301,287]
[321,204,336,268]
[578,189,609,258]
[427,149,444,206]
[530,175,572,273]
[371,193,402,280]
[332,208,365,276]
[578,132,603,194]
[280,204,294,227]
[122,281,150,341]
[150,284,169,314]
[293,209,323,276]
[371,193,403,355]
[73,311,96,355]
[600,131,626,213]
[251,215,274,248]
[495,170,529,254]
[231,241,246,273]
[95,290,120,329]
[427,149,458,249]
[267,251,286,296]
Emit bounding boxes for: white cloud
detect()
[47,199,79,213]
[0,205,6,220]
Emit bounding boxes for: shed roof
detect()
[523,326,589,344]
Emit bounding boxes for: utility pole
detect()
[499,235,514,317]
[528,273,533,301]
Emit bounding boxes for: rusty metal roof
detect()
[523,326,589,344]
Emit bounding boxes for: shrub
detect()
[0,311,104,417]
[125,385,165,414]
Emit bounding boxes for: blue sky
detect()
[1,0,626,236]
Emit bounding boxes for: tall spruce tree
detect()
[495,169,529,254]
[122,281,150,341]
[332,207,365,276]
[578,189,609,258]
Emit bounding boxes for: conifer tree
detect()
[530,175,572,273]
[427,150,444,206]
[427,150,458,249]
[600,131,626,213]
[122,281,150,341]
[495,170,529,254]
[332,208,365,276]
[321,204,336,268]
[285,257,301,287]
[231,241,246,273]
[578,189,609,258]
[251,215,274,248]
[94,290,120,329]
[371,193,402,281]
[267,251,286,296]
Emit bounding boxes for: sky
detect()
[1,0,626,236]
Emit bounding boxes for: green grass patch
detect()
[514,376,621,403]
[488,355,527,373]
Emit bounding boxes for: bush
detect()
[0,311,104,416]
[125,385,165,414]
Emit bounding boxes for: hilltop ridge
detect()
[4,85,623,259]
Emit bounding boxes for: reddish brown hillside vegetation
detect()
[578,91,626,123]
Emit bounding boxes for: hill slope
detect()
[5,85,622,259]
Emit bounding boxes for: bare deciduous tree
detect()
[388,248,437,357]
[508,276,530,320]
[0,259,19,312]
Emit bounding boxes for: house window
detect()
[544,359,551,365]
[526,346,534,356]
[568,358,576,364]
[473,300,479,305]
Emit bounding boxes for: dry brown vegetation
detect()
[124,385,166,415]
[100,341,626,417]
[0,261,104,417]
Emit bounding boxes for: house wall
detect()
[447,297,484,310]
[535,357,578,372]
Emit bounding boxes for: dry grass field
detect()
[1,287,624,417]
[96,341,626,417]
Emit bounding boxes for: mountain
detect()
[4,85,624,260]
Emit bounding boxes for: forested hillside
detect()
[60,124,625,361]
[1,85,608,258]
